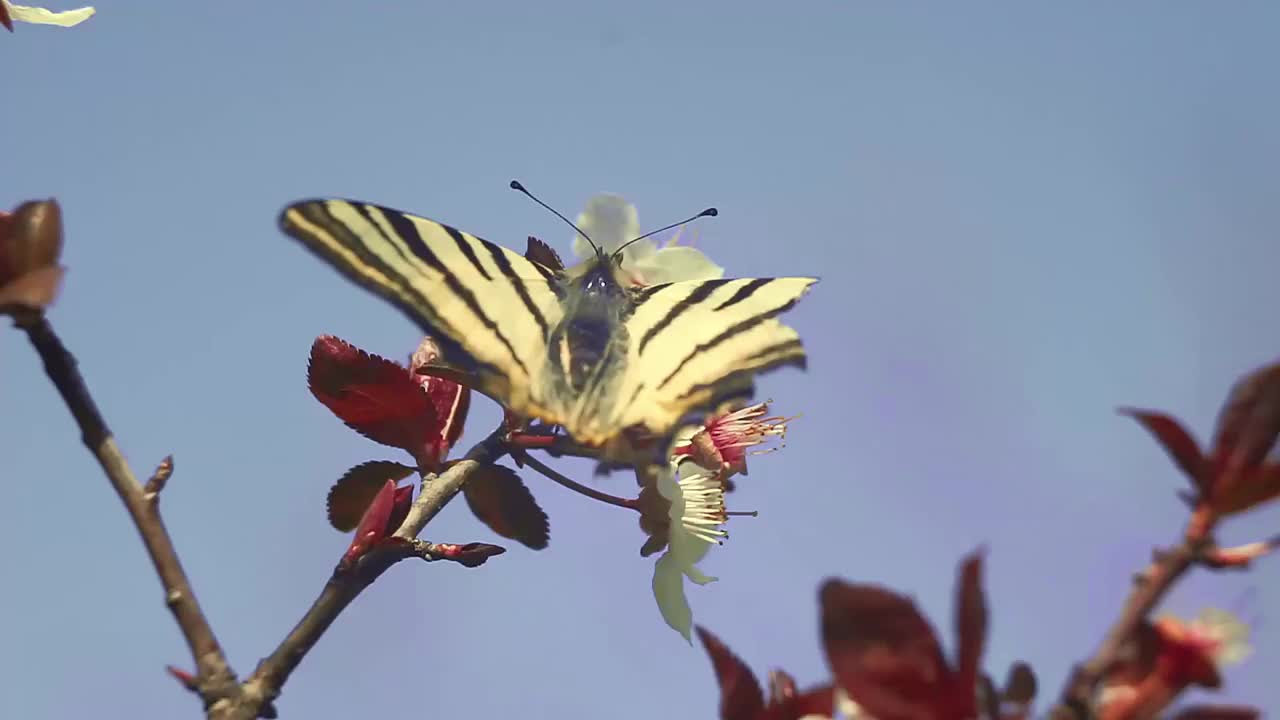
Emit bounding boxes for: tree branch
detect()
[18,314,239,702]
[1047,533,1200,718]
[230,430,509,719]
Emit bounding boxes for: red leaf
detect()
[343,479,399,564]
[525,236,564,271]
[308,336,444,465]
[410,337,471,470]
[769,685,835,720]
[326,461,417,531]
[1000,661,1037,704]
[462,464,549,549]
[1170,706,1262,720]
[953,548,987,699]
[766,670,798,707]
[1119,408,1206,491]
[1210,362,1280,478]
[388,483,414,535]
[1215,462,1280,516]
[165,665,197,691]
[696,626,766,720]
[435,541,506,567]
[0,2,12,31]
[819,579,948,720]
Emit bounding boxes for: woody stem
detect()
[513,449,639,511]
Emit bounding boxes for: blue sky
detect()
[4,1,1280,716]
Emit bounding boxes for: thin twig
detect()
[232,430,509,718]
[1047,535,1199,718]
[18,314,239,702]
[515,449,638,510]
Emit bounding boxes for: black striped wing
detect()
[568,276,817,443]
[280,199,563,411]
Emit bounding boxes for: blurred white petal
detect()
[652,552,693,642]
[650,460,725,638]
[629,245,725,284]
[573,193,639,259]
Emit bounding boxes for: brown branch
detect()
[18,314,239,703]
[228,430,510,719]
[1047,532,1201,719]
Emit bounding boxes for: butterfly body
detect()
[281,198,815,457]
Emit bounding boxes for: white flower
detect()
[651,457,727,641]
[2,0,94,28]
[1185,607,1252,667]
[571,193,723,286]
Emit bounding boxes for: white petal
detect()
[6,2,95,26]
[652,552,694,642]
[571,233,595,261]
[629,246,725,284]
[574,194,639,255]
[683,564,718,586]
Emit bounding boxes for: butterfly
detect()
[279,183,816,459]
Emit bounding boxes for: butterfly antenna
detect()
[612,207,718,261]
[510,180,601,255]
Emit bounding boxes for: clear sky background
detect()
[4,2,1280,717]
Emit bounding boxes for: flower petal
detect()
[6,2,94,27]
[573,193,639,257]
[628,245,725,285]
[653,551,694,642]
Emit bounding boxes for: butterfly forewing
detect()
[281,200,563,408]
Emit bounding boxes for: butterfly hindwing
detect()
[280,199,563,408]
[572,276,816,442]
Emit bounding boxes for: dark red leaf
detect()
[1170,706,1262,720]
[462,464,549,549]
[979,674,1000,720]
[525,236,564,271]
[1001,661,1037,704]
[1215,462,1280,516]
[773,685,835,720]
[0,2,12,31]
[695,626,765,720]
[410,337,470,469]
[326,461,416,531]
[766,670,797,707]
[435,541,506,567]
[0,264,64,312]
[1119,408,1206,491]
[819,578,948,720]
[343,479,399,564]
[1210,362,1280,478]
[309,335,449,465]
[387,483,414,535]
[954,548,987,696]
[165,665,197,691]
